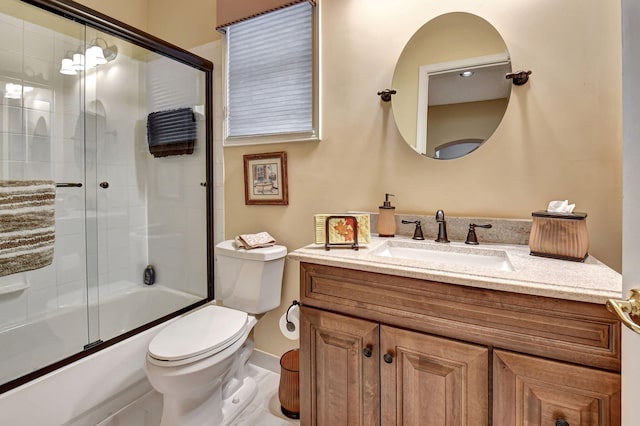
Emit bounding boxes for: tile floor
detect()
[98,364,299,426]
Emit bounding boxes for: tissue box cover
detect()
[529,211,589,262]
[314,214,371,245]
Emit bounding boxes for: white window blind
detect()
[226,2,314,140]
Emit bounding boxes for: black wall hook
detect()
[505,70,532,86]
[377,89,397,102]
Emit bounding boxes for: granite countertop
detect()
[288,236,622,304]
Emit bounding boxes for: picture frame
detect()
[243,151,289,205]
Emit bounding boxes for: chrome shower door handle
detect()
[606,289,640,334]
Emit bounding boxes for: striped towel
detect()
[0,180,55,277]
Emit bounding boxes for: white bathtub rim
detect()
[0,301,216,426]
[0,283,202,385]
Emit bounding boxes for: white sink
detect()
[371,240,515,272]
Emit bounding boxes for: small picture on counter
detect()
[314,213,371,245]
[243,151,288,205]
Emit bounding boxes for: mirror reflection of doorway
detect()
[434,138,483,160]
[419,54,511,158]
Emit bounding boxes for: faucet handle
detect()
[401,220,425,240]
[465,224,492,245]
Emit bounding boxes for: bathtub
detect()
[0,284,201,392]
[99,284,201,341]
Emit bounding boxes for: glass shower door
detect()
[0,0,92,384]
[0,0,212,393]
[83,32,101,347]
[89,29,208,343]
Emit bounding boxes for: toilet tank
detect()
[214,240,287,314]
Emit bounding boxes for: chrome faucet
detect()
[435,210,450,243]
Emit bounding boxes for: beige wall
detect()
[225,0,622,357]
[76,0,622,359]
[76,0,149,32]
[76,0,220,50]
[146,0,221,49]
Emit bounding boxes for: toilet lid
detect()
[148,305,248,362]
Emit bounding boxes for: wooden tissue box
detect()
[314,214,371,245]
[529,211,589,262]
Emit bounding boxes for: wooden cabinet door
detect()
[380,326,488,426]
[493,350,621,426]
[300,306,380,426]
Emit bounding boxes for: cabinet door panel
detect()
[380,326,488,425]
[493,350,621,426]
[300,306,380,426]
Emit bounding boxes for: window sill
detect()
[223,132,321,147]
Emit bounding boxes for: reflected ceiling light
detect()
[460,71,475,78]
[86,45,107,67]
[90,38,118,62]
[72,52,85,70]
[59,58,77,75]
[59,38,118,75]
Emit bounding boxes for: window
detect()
[224,2,318,145]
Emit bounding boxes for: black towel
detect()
[146,108,196,157]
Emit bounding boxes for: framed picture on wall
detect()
[243,151,289,205]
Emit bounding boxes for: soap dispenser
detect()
[378,193,396,237]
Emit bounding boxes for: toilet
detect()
[144,240,287,426]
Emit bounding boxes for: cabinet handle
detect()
[383,353,394,364]
[99,182,109,189]
[363,346,373,358]
[555,418,569,426]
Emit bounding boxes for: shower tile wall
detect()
[0,11,148,331]
[141,52,208,298]
[0,11,88,329]
[90,53,150,299]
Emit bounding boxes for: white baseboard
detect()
[249,349,281,374]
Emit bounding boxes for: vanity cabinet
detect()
[298,262,621,426]
[301,306,488,425]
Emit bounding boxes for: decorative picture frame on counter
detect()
[243,151,289,205]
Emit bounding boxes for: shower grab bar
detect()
[56,183,83,188]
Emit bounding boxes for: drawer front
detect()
[300,263,621,372]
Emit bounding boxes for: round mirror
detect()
[392,12,511,160]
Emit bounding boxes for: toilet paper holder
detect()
[285,300,300,332]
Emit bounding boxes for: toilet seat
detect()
[148,305,248,366]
